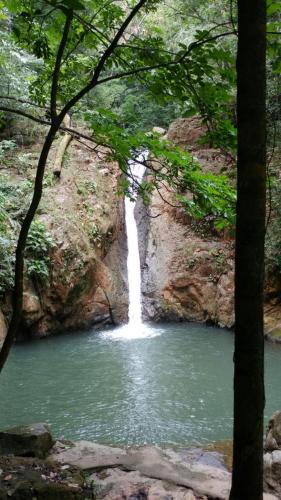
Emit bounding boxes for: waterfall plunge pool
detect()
[1,322,281,447]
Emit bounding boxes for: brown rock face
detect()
[167,117,207,149]
[139,116,279,332]
[137,117,235,328]
[18,137,128,338]
[137,192,234,327]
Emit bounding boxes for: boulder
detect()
[48,441,126,470]
[264,412,281,497]
[50,442,231,499]
[152,126,166,136]
[167,117,207,149]
[265,411,281,451]
[0,423,54,459]
[22,285,43,326]
[264,450,281,497]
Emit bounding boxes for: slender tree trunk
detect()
[230,1,266,499]
[53,114,72,178]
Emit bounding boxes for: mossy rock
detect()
[8,480,86,500]
[0,423,54,459]
[33,481,86,499]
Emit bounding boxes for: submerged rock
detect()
[0,423,54,459]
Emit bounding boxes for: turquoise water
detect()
[0,322,280,446]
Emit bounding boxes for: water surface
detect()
[1,322,280,446]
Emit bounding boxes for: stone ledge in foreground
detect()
[48,440,278,500]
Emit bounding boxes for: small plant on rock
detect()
[89,223,102,247]
[25,220,54,282]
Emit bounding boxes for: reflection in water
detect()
[0,322,281,446]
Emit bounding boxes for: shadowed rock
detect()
[0,423,54,459]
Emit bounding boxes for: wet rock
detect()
[0,423,54,459]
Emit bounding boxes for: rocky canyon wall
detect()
[137,117,235,328]
[0,129,128,340]
[138,117,281,335]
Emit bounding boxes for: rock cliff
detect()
[139,117,281,332]
[137,117,235,328]
[0,127,128,339]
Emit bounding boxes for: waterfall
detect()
[125,154,146,326]
[104,151,160,340]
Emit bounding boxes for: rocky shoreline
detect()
[0,419,280,500]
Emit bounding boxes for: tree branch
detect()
[50,9,73,119]
[0,105,113,149]
[0,96,49,110]
[56,0,148,122]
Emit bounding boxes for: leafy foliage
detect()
[89,82,179,133]
[83,108,236,227]
[25,220,54,282]
[0,235,16,294]
[0,140,17,160]
[0,174,53,291]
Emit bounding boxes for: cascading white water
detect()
[125,155,146,326]
[105,151,159,340]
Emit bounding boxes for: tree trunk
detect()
[230,1,266,499]
[53,114,72,178]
